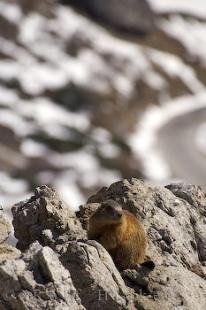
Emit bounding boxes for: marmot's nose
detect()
[117,212,122,218]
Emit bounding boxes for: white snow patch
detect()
[129,91,206,181]
[0,109,35,136]
[53,175,85,210]
[195,123,206,155]
[0,60,20,81]
[17,98,90,133]
[3,5,184,103]
[17,6,151,98]
[144,71,167,91]
[0,172,28,194]
[91,127,112,143]
[21,139,49,157]
[0,2,22,24]
[149,49,204,93]
[20,64,68,95]
[0,192,30,214]
[19,13,46,43]
[160,16,206,65]
[98,143,121,159]
[91,127,121,158]
[148,0,206,19]
[49,151,99,171]
[49,150,121,188]
[0,86,18,106]
[0,38,35,63]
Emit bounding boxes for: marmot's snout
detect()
[116,211,122,218]
[115,208,123,220]
[102,200,123,221]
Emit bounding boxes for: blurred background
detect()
[0,0,206,212]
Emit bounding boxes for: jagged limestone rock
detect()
[60,240,135,309]
[0,216,11,244]
[0,242,84,309]
[12,185,86,250]
[78,178,206,308]
[0,212,20,262]
[0,244,20,261]
[2,179,206,309]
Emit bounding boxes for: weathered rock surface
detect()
[12,185,86,251]
[0,242,83,309]
[1,179,206,309]
[60,240,135,309]
[0,244,20,262]
[0,215,11,244]
[0,210,20,262]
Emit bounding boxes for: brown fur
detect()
[88,200,147,269]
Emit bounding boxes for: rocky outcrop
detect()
[0,214,11,244]
[0,179,205,309]
[0,242,83,309]
[12,185,86,251]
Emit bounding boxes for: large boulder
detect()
[60,240,135,309]
[83,179,206,269]
[78,178,206,308]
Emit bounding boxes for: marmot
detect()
[88,199,148,269]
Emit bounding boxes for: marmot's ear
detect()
[141,260,155,270]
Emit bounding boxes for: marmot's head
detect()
[91,200,123,225]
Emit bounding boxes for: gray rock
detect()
[0,213,20,262]
[60,240,135,309]
[0,244,21,261]
[81,178,206,308]
[147,266,206,309]
[61,0,156,34]
[166,183,206,262]
[2,179,206,309]
[12,185,86,250]
[0,242,83,309]
[0,216,11,244]
[165,183,206,213]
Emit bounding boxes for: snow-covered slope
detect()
[0,0,206,211]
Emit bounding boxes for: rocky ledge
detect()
[0,178,206,309]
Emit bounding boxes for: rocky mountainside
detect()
[0,178,206,309]
[0,0,206,210]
